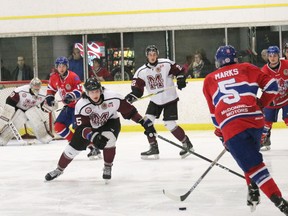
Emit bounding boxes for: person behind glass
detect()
[68,48,84,81]
[88,58,113,81]
[45,77,157,182]
[125,45,194,160]
[1,59,11,81]
[182,55,193,75]
[260,46,288,151]
[12,56,33,80]
[203,45,288,215]
[187,51,212,78]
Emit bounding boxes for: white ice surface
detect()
[0,129,288,216]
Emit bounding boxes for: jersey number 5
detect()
[218,78,240,104]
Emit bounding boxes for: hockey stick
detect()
[135,86,176,102]
[157,135,244,179]
[163,148,226,202]
[8,121,28,145]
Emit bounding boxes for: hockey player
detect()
[43,56,100,159]
[45,77,157,182]
[260,46,288,150]
[125,45,193,159]
[203,45,288,215]
[0,77,53,145]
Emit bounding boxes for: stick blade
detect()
[162,189,182,202]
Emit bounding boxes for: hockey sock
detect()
[171,126,186,142]
[54,122,74,141]
[247,162,282,199]
[103,147,116,165]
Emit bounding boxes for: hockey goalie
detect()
[0,78,54,145]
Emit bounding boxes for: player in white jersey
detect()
[0,78,53,145]
[45,77,157,182]
[125,45,193,159]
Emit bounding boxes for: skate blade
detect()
[104,179,110,184]
[247,200,260,212]
[141,154,159,160]
[88,155,102,160]
[260,146,271,151]
[180,148,194,159]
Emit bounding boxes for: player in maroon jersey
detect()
[203,45,288,215]
[260,46,288,150]
[45,77,157,183]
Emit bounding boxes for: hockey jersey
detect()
[203,62,278,141]
[261,59,288,108]
[132,58,184,105]
[47,70,82,108]
[8,84,46,111]
[75,89,141,129]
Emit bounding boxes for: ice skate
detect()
[141,143,159,160]
[180,136,194,159]
[260,135,271,151]
[270,194,288,215]
[45,168,63,181]
[247,183,260,212]
[103,165,112,184]
[87,147,102,160]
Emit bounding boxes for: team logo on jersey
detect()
[101,103,107,110]
[156,67,161,73]
[283,69,288,76]
[90,112,109,126]
[66,84,71,90]
[85,107,92,114]
[21,93,27,98]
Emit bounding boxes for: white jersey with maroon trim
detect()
[75,88,138,129]
[9,84,46,111]
[133,58,181,105]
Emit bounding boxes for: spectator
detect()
[89,58,113,81]
[68,48,84,81]
[261,49,268,62]
[187,51,212,78]
[182,55,193,75]
[1,59,11,81]
[12,56,33,80]
[283,43,288,60]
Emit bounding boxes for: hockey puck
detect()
[179,207,187,211]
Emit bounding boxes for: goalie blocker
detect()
[0,106,53,145]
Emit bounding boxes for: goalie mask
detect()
[30,77,42,96]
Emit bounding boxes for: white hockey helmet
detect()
[30,77,42,96]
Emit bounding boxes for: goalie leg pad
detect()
[0,125,14,146]
[25,106,53,144]
[11,109,27,131]
[0,104,15,132]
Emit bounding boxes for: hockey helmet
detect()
[55,56,69,68]
[30,77,42,96]
[215,45,238,68]
[267,46,280,55]
[145,45,159,57]
[84,77,102,92]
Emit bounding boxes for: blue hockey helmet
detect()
[267,46,280,55]
[215,45,238,68]
[55,56,69,68]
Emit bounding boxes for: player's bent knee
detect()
[164,120,177,131]
[64,145,80,159]
[102,131,116,148]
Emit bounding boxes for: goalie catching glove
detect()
[42,95,57,113]
[139,117,156,137]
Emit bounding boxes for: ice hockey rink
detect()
[0,129,287,216]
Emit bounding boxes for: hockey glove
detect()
[63,93,75,104]
[125,93,138,104]
[45,95,55,107]
[214,128,229,151]
[91,133,109,150]
[176,74,186,90]
[139,118,156,137]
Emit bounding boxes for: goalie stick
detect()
[8,121,28,145]
[163,148,226,202]
[157,135,245,179]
